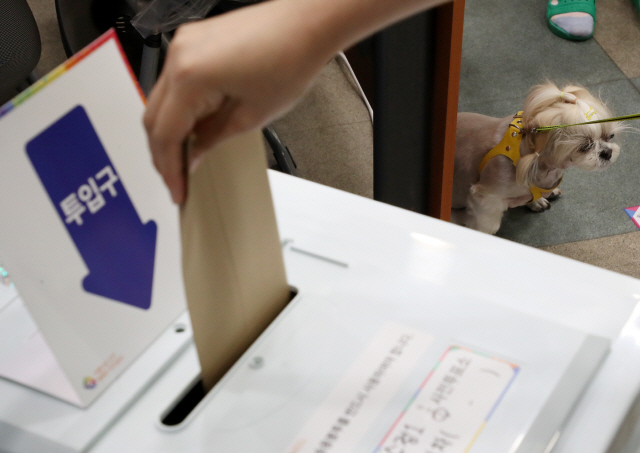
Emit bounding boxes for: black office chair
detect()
[0,0,41,105]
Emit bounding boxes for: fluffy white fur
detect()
[452,82,621,234]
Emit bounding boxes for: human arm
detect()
[143,0,453,203]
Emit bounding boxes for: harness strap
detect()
[478,112,524,172]
[529,176,563,202]
[478,112,562,202]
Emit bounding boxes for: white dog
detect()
[452,82,621,234]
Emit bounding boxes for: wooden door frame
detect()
[429,0,465,221]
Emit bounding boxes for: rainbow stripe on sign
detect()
[0,28,144,121]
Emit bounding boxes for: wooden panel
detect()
[429,0,465,220]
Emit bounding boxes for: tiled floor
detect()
[459,2,625,114]
[595,0,640,79]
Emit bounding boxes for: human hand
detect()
[143,0,332,204]
[144,0,448,203]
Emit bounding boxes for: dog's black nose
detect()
[600,148,612,160]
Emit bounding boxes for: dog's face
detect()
[545,121,621,171]
[523,83,622,172]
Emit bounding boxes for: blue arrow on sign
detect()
[26,105,157,310]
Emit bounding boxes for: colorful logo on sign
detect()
[83,377,97,389]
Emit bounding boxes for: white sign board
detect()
[0,30,186,407]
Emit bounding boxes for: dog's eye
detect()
[608,134,615,140]
[579,139,594,153]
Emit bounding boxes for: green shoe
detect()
[633,0,640,18]
[547,0,596,41]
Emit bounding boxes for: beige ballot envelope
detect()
[181,130,290,391]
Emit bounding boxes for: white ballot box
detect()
[84,170,640,453]
[2,30,640,453]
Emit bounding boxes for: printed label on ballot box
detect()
[375,346,519,453]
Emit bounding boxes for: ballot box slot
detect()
[161,287,298,427]
[161,377,207,427]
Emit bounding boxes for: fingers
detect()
[141,2,301,203]
[145,87,198,204]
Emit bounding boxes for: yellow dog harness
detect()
[478,112,561,202]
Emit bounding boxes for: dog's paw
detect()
[547,188,562,201]
[466,216,501,235]
[527,197,551,212]
[482,223,501,235]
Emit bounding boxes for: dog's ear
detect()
[517,127,549,187]
[515,153,538,188]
